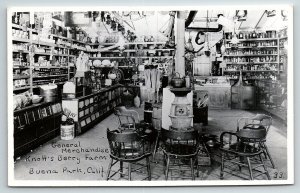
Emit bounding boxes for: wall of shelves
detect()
[223,31,280,81]
[12,22,174,93]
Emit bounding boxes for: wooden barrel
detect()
[61,124,75,140]
[152,103,162,130]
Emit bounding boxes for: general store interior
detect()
[11,10,289,181]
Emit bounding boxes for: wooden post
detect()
[175,11,186,76]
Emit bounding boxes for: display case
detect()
[256,80,287,121]
[62,84,124,135]
[14,102,62,159]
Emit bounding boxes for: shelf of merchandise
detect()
[223,54,278,57]
[88,41,168,46]
[33,66,68,69]
[225,62,278,64]
[33,74,68,78]
[13,65,30,69]
[87,41,175,69]
[255,29,288,121]
[223,70,276,72]
[224,37,278,42]
[223,37,280,81]
[13,86,31,91]
[13,75,30,80]
[13,50,30,53]
[12,25,81,93]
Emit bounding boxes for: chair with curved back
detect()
[160,128,200,180]
[106,128,152,181]
[114,106,141,132]
[220,124,271,180]
[237,114,275,168]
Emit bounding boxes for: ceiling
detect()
[188,9,288,32]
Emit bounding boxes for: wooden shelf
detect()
[34,52,51,55]
[92,66,133,68]
[13,50,29,53]
[225,46,278,49]
[279,36,288,40]
[90,56,173,59]
[224,70,277,72]
[12,24,37,33]
[53,54,69,57]
[12,37,30,43]
[225,38,278,42]
[72,39,88,44]
[51,34,71,40]
[13,75,30,80]
[54,44,70,49]
[225,62,278,65]
[223,54,278,57]
[86,48,174,53]
[33,74,68,78]
[90,57,125,59]
[32,82,65,88]
[33,66,68,69]
[229,78,272,80]
[31,40,56,47]
[89,41,167,46]
[13,65,30,69]
[13,86,31,91]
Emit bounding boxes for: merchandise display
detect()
[9,9,291,184]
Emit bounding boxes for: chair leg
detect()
[190,158,195,180]
[259,154,271,180]
[146,157,151,181]
[246,157,254,180]
[120,161,123,178]
[238,156,243,171]
[263,143,276,169]
[196,159,200,177]
[220,152,225,180]
[128,163,132,181]
[106,158,113,180]
[165,156,170,180]
[153,133,160,160]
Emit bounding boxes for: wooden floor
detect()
[13,108,287,181]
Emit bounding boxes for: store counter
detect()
[62,84,124,135]
[194,84,231,109]
[14,101,62,159]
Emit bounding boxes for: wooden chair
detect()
[237,114,275,168]
[220,124,271,180]
[114,106,141,132]
[160,128,200,180]
[106,129,152,181]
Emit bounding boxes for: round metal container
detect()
[61,124,75,140]
[40,84,58,102]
